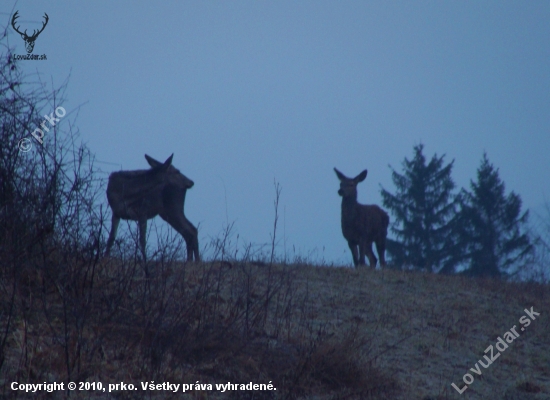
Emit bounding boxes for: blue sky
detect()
[3,1,549,264]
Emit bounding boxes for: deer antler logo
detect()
[11,11,49,54]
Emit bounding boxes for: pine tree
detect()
[380,144,460,272]
[458,153,532,278]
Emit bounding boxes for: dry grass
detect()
[299,266,550,399]
[1,254,549,399]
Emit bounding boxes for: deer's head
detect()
[334,168,367,199]
[145,154,195,191]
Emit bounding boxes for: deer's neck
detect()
[341,195,359,219]
[341,194,358,206]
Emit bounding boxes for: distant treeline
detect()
[380,144,532,278]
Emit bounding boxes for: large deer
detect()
[11,11,49,54]
[334,168,389,268]
[106,154,200,261]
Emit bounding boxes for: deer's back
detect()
[342,203,388,242]
[107,170,165,220]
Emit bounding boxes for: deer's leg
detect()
[365,242,377,268]
[180,218,199,262]
[376,237,387,267]
[161,213,200,262]
[105,214,120,256]
[348,241,359,267]
[138,219,147,260]
[185,216,200,262]
[189,223,200,262]
[358,241,367,267]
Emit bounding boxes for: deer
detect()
[11,11,49,54]
[334,168,389,268]
[105,154,200,262]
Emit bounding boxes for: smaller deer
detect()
[334,168,389,268]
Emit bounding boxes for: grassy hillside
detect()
[1,256,549,399]
[296,265,550,399]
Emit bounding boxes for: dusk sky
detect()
[4,1,549,265]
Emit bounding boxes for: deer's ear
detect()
[334,168,346,181]
[354,170,367,182]
[160,154,174,171]
[145,154,161,168]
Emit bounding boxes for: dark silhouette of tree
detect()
[458,153,532,278]
[0,41,100,264]
[380,144,461,272]
[1,26,105,385]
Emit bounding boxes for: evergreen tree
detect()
[380,144,460,272]
[458,153,532,278]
